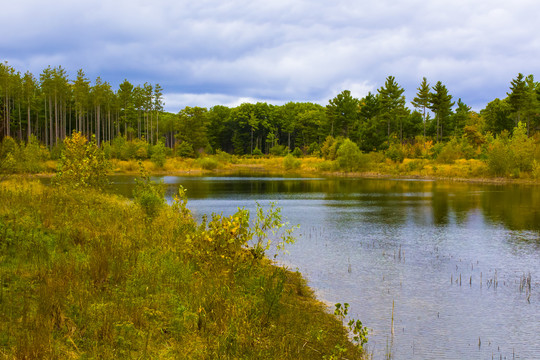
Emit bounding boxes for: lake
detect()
[110,174,540,359]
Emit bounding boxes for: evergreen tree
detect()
[378,76,406,140]
[22,71,38,142]
[481,98,513,134]
[523,75,539,136]
[73,69,91,135]
[411,77,431,142]
[449,99,471,137]
[429,81,454,142]
[154,83,164,141]
[357,92,385,151]
[176,106,209,155]
[118,79,135,137]
[507,73,527,126]
[326,90,359,138]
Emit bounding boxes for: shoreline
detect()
[8,158,540,186]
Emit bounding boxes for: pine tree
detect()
[73,69,90,135]
[507,73,527,126]
[22,71,37,142]
[154,83,163,142]
[378,76,406,140]
[326,90,360,138]
[411,77,431,142]
[429,81,454,142]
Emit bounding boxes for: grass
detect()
[0,178,365,359]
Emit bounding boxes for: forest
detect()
[1,62,540,178]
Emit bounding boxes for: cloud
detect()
[2,0,540,112]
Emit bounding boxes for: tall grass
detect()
[0,179,364,359]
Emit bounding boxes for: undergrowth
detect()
[0,178,365,359]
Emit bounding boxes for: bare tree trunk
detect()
[27,103,31,142]
[54,91,58,146]
[49,96,53,147]
[96,105,101,146]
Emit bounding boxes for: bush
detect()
[0,152,16,178]
[252,147,263,156]
[133,162,165,217]
[54,131,110,189]
[269,144,288,156]
[0,136,19,158]
[110,136,126,159]
[197,157,219,170]
[385,143,405,163]
[307,142,321,156]
[283,154,301,170]
[150,141,167,168]
[176,141,195,158]
[316,160,335,172]
[215,149,237,164]
[436,138,464,164]
[321,136,344,160]
[20,135,49,173]
[292,147,303,158]
[487,139,512,176]
[532,160,540,180]
[336,139,364,172]
[510,122,535,172]
[406,159,426,172]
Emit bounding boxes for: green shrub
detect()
[54,131,110,189]
[197,157,219,170]
[252,147,263,156]
[176,141,195,158]
[0,136,19,158]
[269,144,288,156]
[20,135,48,173]
[532,160,540,180]
[321,136,344,160]
[336,139,364,172]
[0,152,16,177]
[215,149,237,164]
[316,160,335,172]
[307,142,321,156]
[133,162,165,217]
[436,139,464,164]
[487,139,512,176]
[385,143,405,163]
[510,122,535,172]
[150,141,167,168]
[111,136,126,159]
[292,147,303,158]
[283,154,301,170]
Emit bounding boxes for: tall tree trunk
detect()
[54,91,58,146]
[27,103,31,142]
[96,105,101,146]
[49,96,53,147]
[43,96,48,147]
[18,101,22,141]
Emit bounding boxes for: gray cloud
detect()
[2,0,540,112]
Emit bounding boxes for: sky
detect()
[2,0,539,113]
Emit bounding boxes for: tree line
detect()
[0,62,163,148]
[1,61,539,157]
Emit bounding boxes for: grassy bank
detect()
[101,155,540,185]
[3,140,538,184]
[0,178,365,359]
